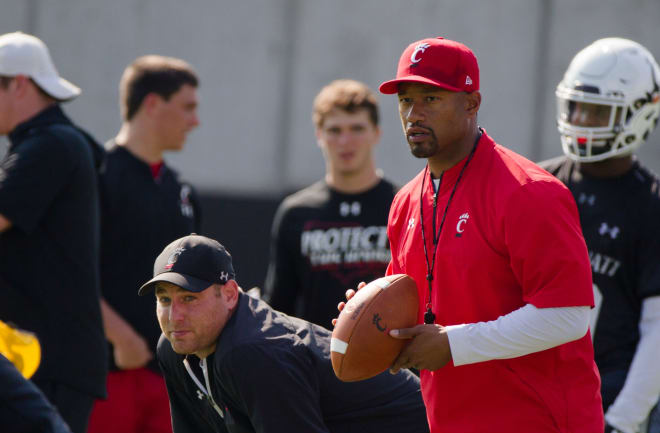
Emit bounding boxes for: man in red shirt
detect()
[377,37,603,432]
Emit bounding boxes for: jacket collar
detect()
[8,104,71,147]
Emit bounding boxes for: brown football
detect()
[331,274,419,382]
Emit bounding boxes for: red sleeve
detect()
[504,180,594,308]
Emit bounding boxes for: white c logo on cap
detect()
[411,43,431,63]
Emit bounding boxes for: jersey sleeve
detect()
[262,202,300,314]
[504,180,594,308]
[217,344,329,433]
[0,135,77,233]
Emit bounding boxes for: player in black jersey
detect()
[263,79,397,328]
[89,55,201,433]
[540,38,660,433]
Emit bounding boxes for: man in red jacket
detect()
[375,36,603,433]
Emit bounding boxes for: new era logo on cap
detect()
[379,36,479,94]
[138,234,236,295]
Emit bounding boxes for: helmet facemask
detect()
[556,38,660,162]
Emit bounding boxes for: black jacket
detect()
[0,104,108,398]
[99,143,200,372]
[158,293,429,433]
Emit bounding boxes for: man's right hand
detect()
[113,330,153,370]
[331,281,366,327]
[100,298,153,369]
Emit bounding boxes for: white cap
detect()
[0,32,80,101]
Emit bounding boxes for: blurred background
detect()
[2,0,659,289]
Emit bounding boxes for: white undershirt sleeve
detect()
[446,304,590,366]
[605,295,660,433]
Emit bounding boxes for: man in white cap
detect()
[0,32,108,433]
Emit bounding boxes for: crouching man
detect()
[139,234,429,433]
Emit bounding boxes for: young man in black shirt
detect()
[264,79,397,328]
[89,55,201,433]
[140,234,429,433]
[0,32,107,433]
[540,38,660,433]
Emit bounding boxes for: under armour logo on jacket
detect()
[598,222,619,239]
[578,192,596,206]
[407,218,415,230]
[339,201,361,217]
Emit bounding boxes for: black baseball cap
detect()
[138,234,236,296]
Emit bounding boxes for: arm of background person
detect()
[0,213,11,232]
[261,203,300,314]
[605,295,660,433]
[100,298,152,369]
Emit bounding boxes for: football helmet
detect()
[556,38,660,162]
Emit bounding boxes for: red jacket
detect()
[387,131,603,433]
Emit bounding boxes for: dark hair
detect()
[120,55,198,121]
[313,79,379,128]
[0,75,54,102]
[0,75,13,89]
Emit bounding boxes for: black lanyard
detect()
[419,130,481,324]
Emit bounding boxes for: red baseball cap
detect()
[379,37,479,94]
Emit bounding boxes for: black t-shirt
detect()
[263,179,397,328]
[0,105,108,397]
[99,142,200,371]
[540,156,660,407]
[158,293,429,433]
